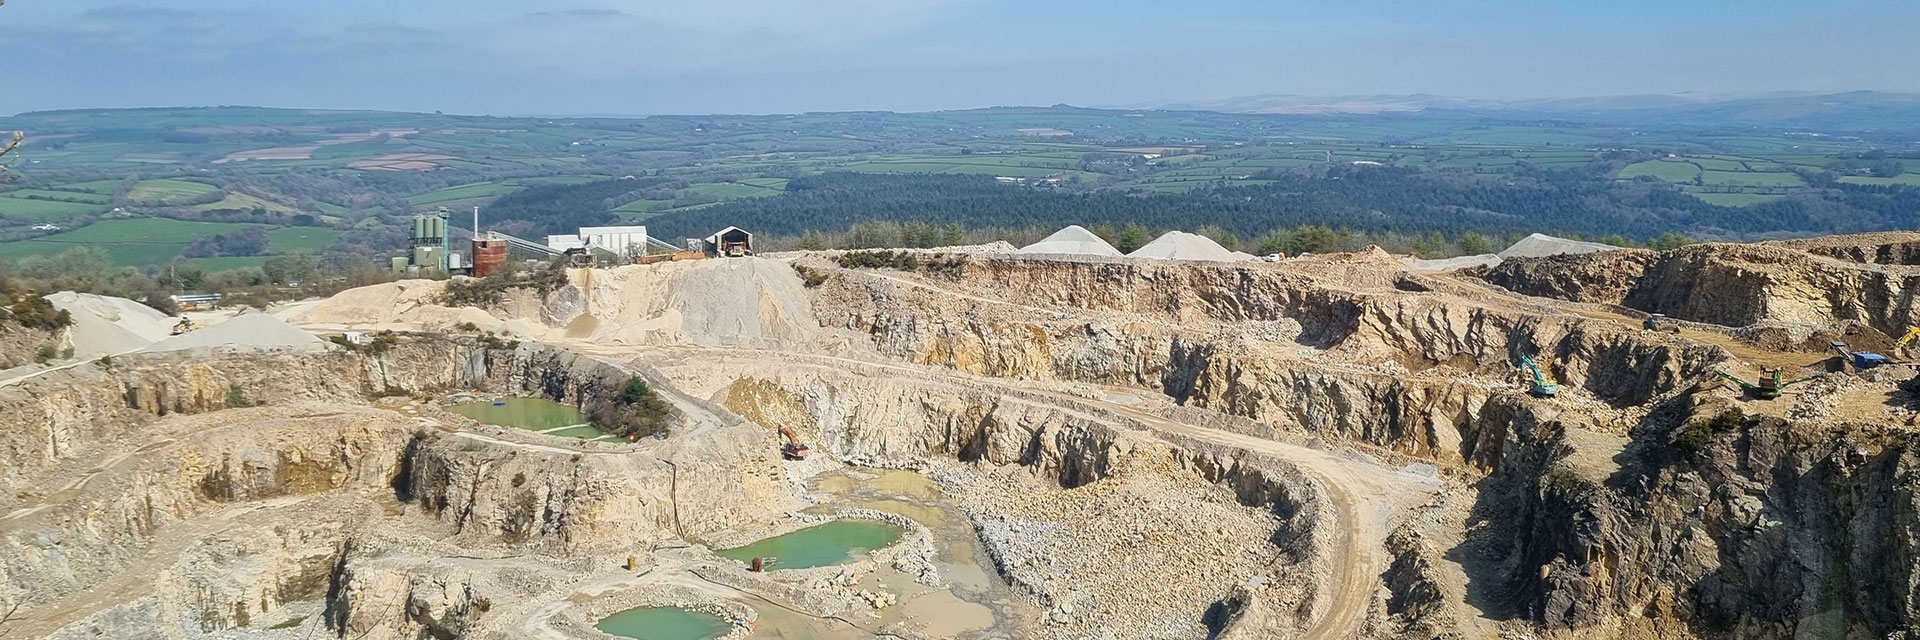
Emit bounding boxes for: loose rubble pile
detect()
[10,231,1920,640]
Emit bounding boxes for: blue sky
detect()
[3,0,1917,115]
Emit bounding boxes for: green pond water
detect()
[717,520,904,570]
[446,397,600,437]
[595,607,731,640]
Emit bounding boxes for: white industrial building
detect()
[545,225,650,256]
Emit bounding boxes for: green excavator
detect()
[1713,367,1824,400]
[1519,354,1560,397]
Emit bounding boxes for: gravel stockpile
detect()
[1497,233,1619,259]
[45,291,177,357]
[1405,253,1502,273]
[1127,231,1247,261]
[1406,234,1620,272]
[144,312,328,352]
[1018,226,1123,257]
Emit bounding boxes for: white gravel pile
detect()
[1406,233,1621,272]
[1018,225,1123,257]
[145,312,328,352]
[1405,253,1502,273]
[1497,233,1620,259]
[45,291,177,358]
[1127,231,1248,261]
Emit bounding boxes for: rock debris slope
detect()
[7,235,1920,640]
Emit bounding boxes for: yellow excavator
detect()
[171,316,199,335]
[1895,327,1920,356]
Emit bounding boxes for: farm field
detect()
[0,218,246,266]
[1613,153,1847,205]
[127,179,218,203]
[267,227,342,252]
[0,196,103,222]
[1840,174,1920,186]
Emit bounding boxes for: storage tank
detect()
[472,238,509,277]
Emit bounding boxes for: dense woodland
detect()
[629,168,1910,254]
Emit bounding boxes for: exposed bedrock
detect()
[0,339,783,639]
[1486,241,1920,335]
[1479,396,1920,639]
[660,358,1367,637]
[814,258,1719,468]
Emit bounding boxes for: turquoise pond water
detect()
[716,519,904,570]
[445,397,604,438]
[594,607,731,640]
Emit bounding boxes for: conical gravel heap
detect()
[1018,225,1124,257]
[1127,231,1245,261]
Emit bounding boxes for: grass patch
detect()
[1839,174,1920,187]
[0,196,104,221]
[1618,160,1702,182]
[267,227,341,252]
[0,218,246,266]
[127,178,217,202]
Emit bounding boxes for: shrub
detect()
[792,264,829,288]
[1675,408,1746,460]
[834,250,967,279]
[5,289,73,331]
[442,260,570,307]
[226,384,250,408]
[591,375,674,439]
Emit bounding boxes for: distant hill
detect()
[1139,91,1920,132]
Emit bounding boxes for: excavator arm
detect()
[1712,370,1757,391]
[1899,327,1920,349]
[1779,373,1827,388]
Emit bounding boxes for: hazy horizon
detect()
[4,0,1919,115]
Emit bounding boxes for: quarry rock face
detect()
[11,236,1920,639]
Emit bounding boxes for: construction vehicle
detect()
[171,317,199,335]
[1830,341,1894,370]
[1518,354,1560,397]
[1642,313,1681,334]
[1896,327,1920,355]
[778,427,810,460]
[1714,368,1825,400]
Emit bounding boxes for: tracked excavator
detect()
[1518,354,1560,397]
[1895,327,1920,356]
[1714,368,1824,400]
[778,427,810,460]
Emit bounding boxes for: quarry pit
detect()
[4,233,1920,640]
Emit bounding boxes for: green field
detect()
[3,189,112,204]
[1619,160,1703,182]
[267,227,341,251]
[1840,174,1920,186]
[0,196,105,222]
[127,179,218,202]
[50,180,127,194]
[0,218,246,266]
[408,182,519,206]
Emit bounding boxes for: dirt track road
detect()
[1058,391,1441,640]
[634,345,1443,640]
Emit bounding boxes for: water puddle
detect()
[596,606,731,640]
[446,396,605,438]
[768,466,1036,639]
[716,520,903,570]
